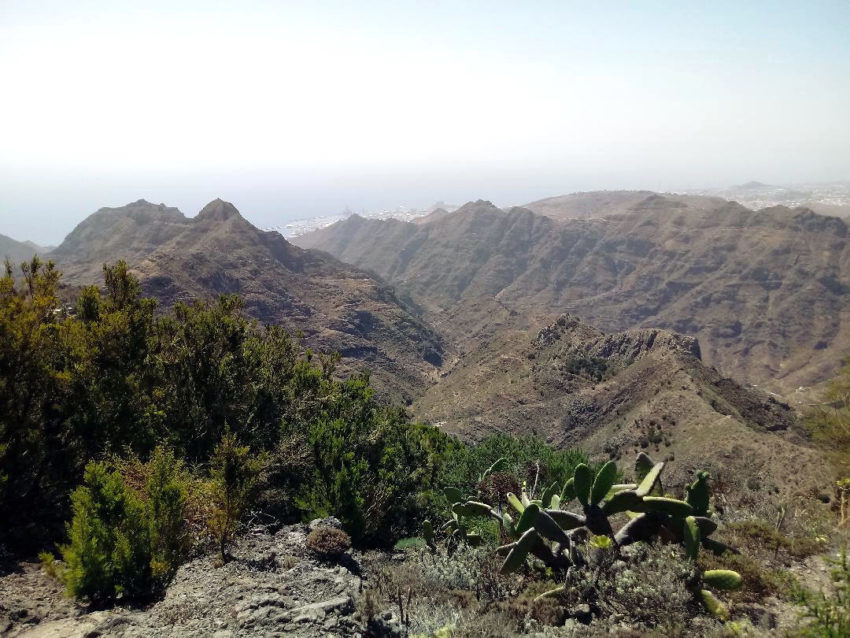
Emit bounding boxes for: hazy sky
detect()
[1,0,849,244]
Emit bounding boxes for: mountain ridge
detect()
[294,192,850,396]
[412,313,826,495]
[0,233,51,264]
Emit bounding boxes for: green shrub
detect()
[289,405,457,545]
[145,447,190,583]
[209,430,263,564]
[563,354,610,382]
[60,462,152,601]
[437,434,589,502]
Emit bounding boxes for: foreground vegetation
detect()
[2,257,849,635]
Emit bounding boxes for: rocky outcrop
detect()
[2,524,369,638]
[535,314,701,362]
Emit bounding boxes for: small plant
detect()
[837,479,850,527]
[793,546,850,637]
[209,430,263,564]
[38,551,61,580]
[306,526,352,558]
[394,536,428,551]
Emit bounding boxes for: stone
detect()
[308,517,343,531]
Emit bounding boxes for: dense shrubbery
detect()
[438,433,589,501]
[0,259,455,550]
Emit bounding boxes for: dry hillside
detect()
[295,193,850,396]
[413,313,828,496]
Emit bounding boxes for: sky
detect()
[1,1,849,245]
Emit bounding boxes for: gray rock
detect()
[308,516,343,531]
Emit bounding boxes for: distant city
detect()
[263,202,458,238]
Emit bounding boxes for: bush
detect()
[60,462,152,601]
[306,526,352,558]
[290,404,457,545]
[209,431,263,564]
[563,354,610,382]
[54,449,198,601]
[145,448,191,583]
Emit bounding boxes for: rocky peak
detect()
[195,198,243,223]
[454,199,502,216]
[535,313,702,363]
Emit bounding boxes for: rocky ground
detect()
[0,516,838,637]
[0,520,395,638]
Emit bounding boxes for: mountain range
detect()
[294,192,850,397]
[0,234,51,264]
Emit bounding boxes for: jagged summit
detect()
[454,199,502,215]
[195,198,243,222]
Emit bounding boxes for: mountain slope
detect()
[52,199,444,400]
[294,193,850,395]
[413,314,826,495]
[0,233,49,263]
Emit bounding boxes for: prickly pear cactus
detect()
[434,451,743,618]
